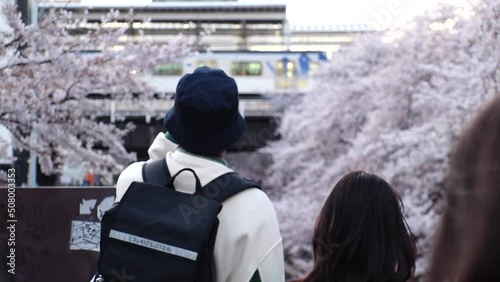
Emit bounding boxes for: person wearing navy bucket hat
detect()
[113,66,285,282]
[164,66,246,155]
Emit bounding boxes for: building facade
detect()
[37,0,373,57]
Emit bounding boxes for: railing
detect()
[90,99,276,122]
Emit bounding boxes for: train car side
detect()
[146,51,328,96]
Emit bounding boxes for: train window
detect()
[197,60,218,68]
[308,61,321,75]
[230,62,262,76]
[155,62,183,76]
[275,60,297,78]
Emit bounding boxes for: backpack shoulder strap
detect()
[142,157,171,187]
[200,172,261,203]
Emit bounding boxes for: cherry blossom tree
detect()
[265,0,499,277]
[0,0,191,184]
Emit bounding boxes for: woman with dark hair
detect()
[428,96,500,282]
[296,171,416,282]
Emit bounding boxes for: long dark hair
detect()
[428,95,500,282]
[298,171,416,282]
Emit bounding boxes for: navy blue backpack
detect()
[94,157,259,282]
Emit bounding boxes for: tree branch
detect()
[3,36,23,49]
[0,59,53,72]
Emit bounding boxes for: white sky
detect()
[240,0,471,27]
[0,0,10,34]
[0,16,7,34]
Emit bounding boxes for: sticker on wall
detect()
[97,196,115,221]
[80,199,97,215]
[69,220,101,251]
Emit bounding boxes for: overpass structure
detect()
[95,98,275,122]
[37,1,373,55]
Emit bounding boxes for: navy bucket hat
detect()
[164,66,246,156]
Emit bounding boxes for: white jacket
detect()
[115,133,285,282]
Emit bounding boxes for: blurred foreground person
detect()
[295,171,416,282]
[428,96,500,282]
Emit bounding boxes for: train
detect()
[145,51,329,96]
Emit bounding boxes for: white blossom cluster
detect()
[264,0,499,277]
[0,1,191,184]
